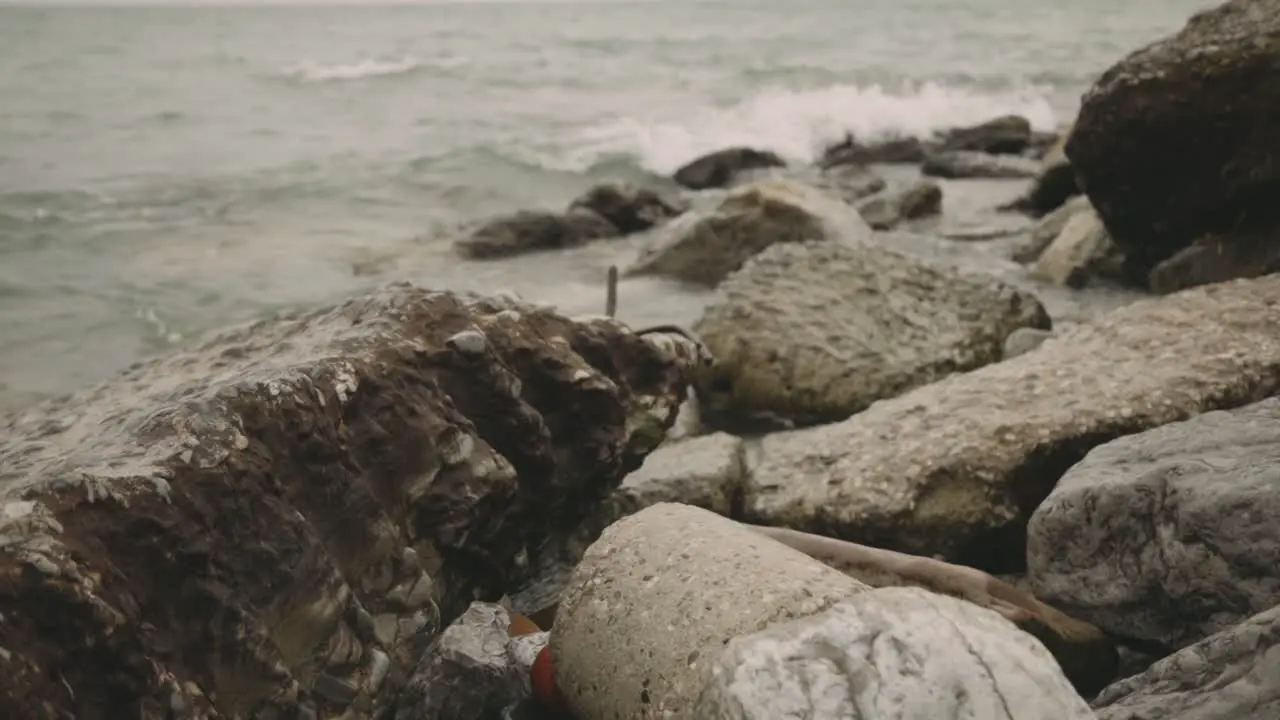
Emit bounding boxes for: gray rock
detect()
[857,180,943,230]
[0,283,704,718]
[1093,604,1280,720]
[1003,327,1055,359]
[625,178,872,287]
[393,602,548,720]
[695,587,1097,720]
[610,432,744,519]
[813,163,888,205]
[1031,204,1124,288]
[550,503,868,720]
[673,147,787,190]
[742,275,1280,570]
[747,524,1118,697]
[693,239,1050,427]
[1067,0,1280,279]
[1011,195,1094,265]
[922,151,1040,179]
[819,135,931,167]
[1027,398,1280,650]
[567,181,688,235]
[455,208,620,259]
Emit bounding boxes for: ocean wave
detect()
[278,55,462,83]
[562,81,1061,175]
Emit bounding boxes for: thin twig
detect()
[605,265,619,318]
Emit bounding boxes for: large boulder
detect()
[1092,604,1280,720]
[1027,398,1280,650]
[454,208,619,259]
[550,503,868,719]
[0,284,705,719]
[692,240,1050,427]
[742,275,1280,571]
[1066,0,1280,282]
[696,587,1097,720]
[672,147,786,190]
[624,178,871,287]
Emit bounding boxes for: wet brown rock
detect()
[672,147,786,191]
[455,208,620,259]
[0,283,704,719]
[1148,228,1280,295]
[1066,0,1280,281]
[743,275,1280,572]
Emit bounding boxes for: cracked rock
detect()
[696,586,1096,720]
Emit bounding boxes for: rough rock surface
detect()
[1027,398,1280,650]
[1003,327,1055,359]
[857,180,943,230]
[0,284,705,719]
[392,601,547,720]
[551,503,867,720]
[938,114,1033,155]
[624,178,872,287]
[1031,204,1123,288]
[693,239,1050,427]
[695,587,1097,720]
[454,209,619,259]
[748,525,1118,696]
[1011,195,1093,265]
[743,275,1280,571]
[567,182,688,235]
[672,147,786,190]
[1148,228,1280,295]
[922,151,1040,179]
[813,164,888,205]
[1093,604,1280,720]
[1066,0,1280,280]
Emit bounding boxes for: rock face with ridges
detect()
[693,240,1050,427]
[744,275,1280,571]
[695,587,1098,720]
[1028,397,1280,650]
[1093,604,1280,720]
[0,283,703,719]
[1065,0,1280,280]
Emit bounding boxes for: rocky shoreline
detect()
[3,0,1280,718]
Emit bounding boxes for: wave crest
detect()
[567,81,1060,175]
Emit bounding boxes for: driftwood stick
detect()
[605,265,619,318]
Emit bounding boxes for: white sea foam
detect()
[568,81,1061,174]
[281,55,457,83]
